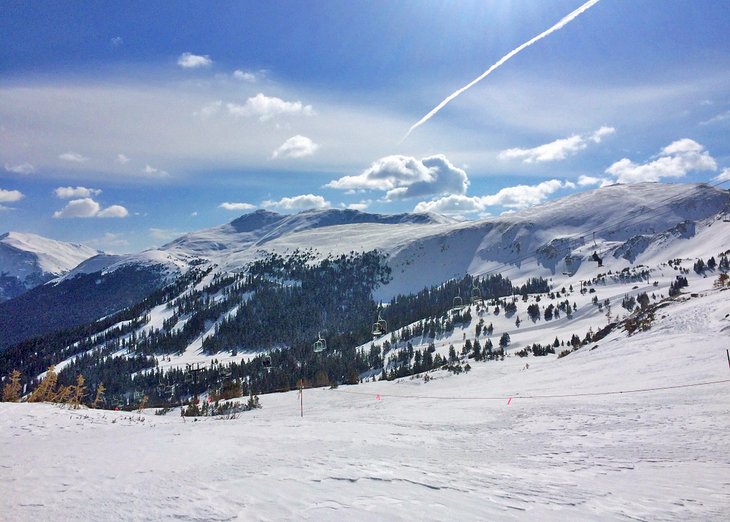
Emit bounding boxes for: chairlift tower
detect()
[471,282,482,306]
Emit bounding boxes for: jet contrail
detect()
[402,0,602,143]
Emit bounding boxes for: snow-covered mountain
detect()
[2,182,728,349]
[66,182,730,299]
[0,232,100,301]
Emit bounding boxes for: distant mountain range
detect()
[0,232,99,302]
[1,181,728,349]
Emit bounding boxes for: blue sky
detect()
[1,0,729,253]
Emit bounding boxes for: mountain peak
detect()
[228,209,283,233]
[0,232,100,302]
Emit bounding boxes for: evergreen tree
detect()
[499,332,511,348]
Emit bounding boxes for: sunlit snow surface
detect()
[3,284,730,521]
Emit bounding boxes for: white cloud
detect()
[0,81,412,179]
[481,179,574,208]
[53,197,128,219]
[272,135,319,159]
[233,70,260,82]
[227,93,314,122]
[59,151,89,163]
[110,36,124,47]
[116,153,131,164]
[700,110,730,126]
[262,194,331,211]
[219,202,256,211]
[327,154,468,201]
[605,138,717,184]
[342,201,370,211]
[53,198,100,218]
[4,162,35,174]
[0,188,24,203]
[177,52,212,69]
[499,126,615,163]
[414,179,574,215]
[97,205,128,218]
[577,175,612,187]
[414,194,483,215]
[143,164,169,177]
[54,186,101,199]
[713,168,730,183]
[589,126,616,143]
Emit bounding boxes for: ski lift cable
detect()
[330,377,730,401]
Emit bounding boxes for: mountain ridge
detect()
[1,182,728,348]
[0,231,100,302]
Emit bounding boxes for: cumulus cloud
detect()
[54,186,101,199]
[577,175,613,187]
[4,162,36,174]
[342,201,370,211]
[227,93,314,122]
[59,151,89,163]
[589,126,616,143]
[116,153,131,164]
[143,164,169,177]
[0,188,24,203]
[233,69,261,82]
[110,36,124,47]
[53,198,128,218]
[272,135,319,159]
[97,205,129,218]
[327,154,468,201]
[177,52,212,69]
[499,126,615,163]
[262,194,331,211]
[605,138,717,184]
[219,202,256,211]
[414,179,574,215]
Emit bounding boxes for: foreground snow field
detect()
[3,287,730,521]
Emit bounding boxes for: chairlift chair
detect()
[313,332,327,353]
[451,288,464,312]
[371,313,387,338]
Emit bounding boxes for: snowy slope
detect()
[2,283,729,521]
[0,232,99,301]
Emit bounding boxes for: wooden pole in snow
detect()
[726,349,729,370]
[300,379,304,418]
